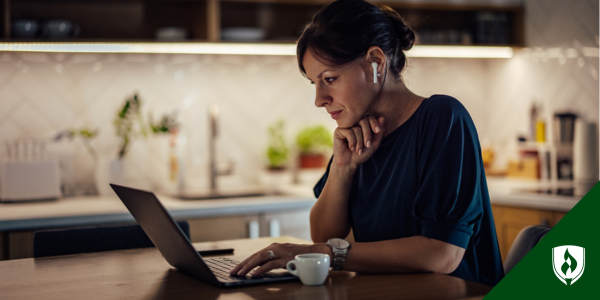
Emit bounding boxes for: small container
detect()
[42,20,80,39]
[554,113,577,143]
[156,27,188,41]
[535,120,546,142]
[12,19,39,38]
[221,27,266,41]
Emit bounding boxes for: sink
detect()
[177,188,270,200]
[168,176,272,200]
[516,188,577,197]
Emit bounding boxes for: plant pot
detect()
[299,154,325,169]
[95,156,150,196]
[95,158,125,196]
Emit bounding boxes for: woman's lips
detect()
[330,110,342,120]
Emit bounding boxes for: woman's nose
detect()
[314,89,331,107]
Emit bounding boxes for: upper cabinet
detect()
[2,0,210,41]
[1,0,524,46]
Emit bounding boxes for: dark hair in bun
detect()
[297,0,415,80]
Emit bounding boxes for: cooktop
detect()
[518,188,576,197]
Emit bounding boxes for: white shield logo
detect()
[552,245,585,285]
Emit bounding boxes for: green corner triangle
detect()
[485,181,600,298]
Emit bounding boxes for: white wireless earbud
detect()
[371,62,379,83]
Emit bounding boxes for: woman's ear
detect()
[365,46,386,83]
[365,46,386,74]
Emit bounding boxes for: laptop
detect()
[110,183,298,287]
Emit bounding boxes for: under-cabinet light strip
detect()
[0,42,298,56]
[407,45,513,58]
[0,42,515,58]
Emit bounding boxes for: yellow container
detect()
[536,120,546,142]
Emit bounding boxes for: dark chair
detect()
[503,225,551,274]
[33,221,190,258]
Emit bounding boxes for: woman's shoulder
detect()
[418,94,472,122]
[422,94,468,113]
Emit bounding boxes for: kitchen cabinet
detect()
[0,193,316,260]
[187,208,311,243]
[261,209,312,241]
[187,215,259,242]
[3,0,209,40]
[491,204,566,261]
[2,0,523,46]
[0,208,312,260]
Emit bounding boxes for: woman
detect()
[231,0,504,286]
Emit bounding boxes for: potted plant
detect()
[266,120,289,170]
[296,125,333,169]
[260,120,292,192]
[148,111,181,188]
[95,93,183,195]
[93,93,147,195]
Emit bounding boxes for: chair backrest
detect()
[503,225,551,274]
[33,221,190,258]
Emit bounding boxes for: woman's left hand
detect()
[229,243,326,277]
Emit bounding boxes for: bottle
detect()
[169,129,179,182]
[536,119,546,142]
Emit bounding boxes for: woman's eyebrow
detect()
[308,69,331,82]
[316,69,330,79]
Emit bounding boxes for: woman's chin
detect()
[335,120,353,129]
[335,116,360,129]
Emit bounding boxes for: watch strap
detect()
[331,248,347,271]
[327,238,350,271]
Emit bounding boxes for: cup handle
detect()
[286,260,298,276]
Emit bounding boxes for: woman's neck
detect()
[370,77,425,137]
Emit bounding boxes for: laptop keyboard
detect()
[204,257,287,282]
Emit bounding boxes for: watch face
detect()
[329,238,350,248]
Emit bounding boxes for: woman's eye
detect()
[324,77,336,84]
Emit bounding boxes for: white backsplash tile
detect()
[0,120,26,141]
[0,87,21,121]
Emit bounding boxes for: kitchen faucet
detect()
[208,104,235,194]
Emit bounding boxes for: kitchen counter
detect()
[0,194,316,232]
[0,177,584,232]
[283,177,584,212]
[485,177,583,212]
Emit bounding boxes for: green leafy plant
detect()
[295,125,333,155]
[266,120,289,169]
[113,93,181,159]
[149,111,179,134]
[114,93,146,159]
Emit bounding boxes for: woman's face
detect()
[302,49,377,128]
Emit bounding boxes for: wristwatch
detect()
[326,238,351,271]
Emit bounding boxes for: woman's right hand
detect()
[332,116,385,169]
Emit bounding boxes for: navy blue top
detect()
[314,95,504,286]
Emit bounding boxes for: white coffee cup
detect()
[286,253,330,285]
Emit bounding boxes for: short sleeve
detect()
[313,156,334,198]
[413,97,484,249]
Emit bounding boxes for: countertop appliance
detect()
[573,120,598,196]
[0,140,61,202]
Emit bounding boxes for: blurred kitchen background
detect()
[0,0,598,261]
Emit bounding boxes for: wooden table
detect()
[0,236,493,300]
